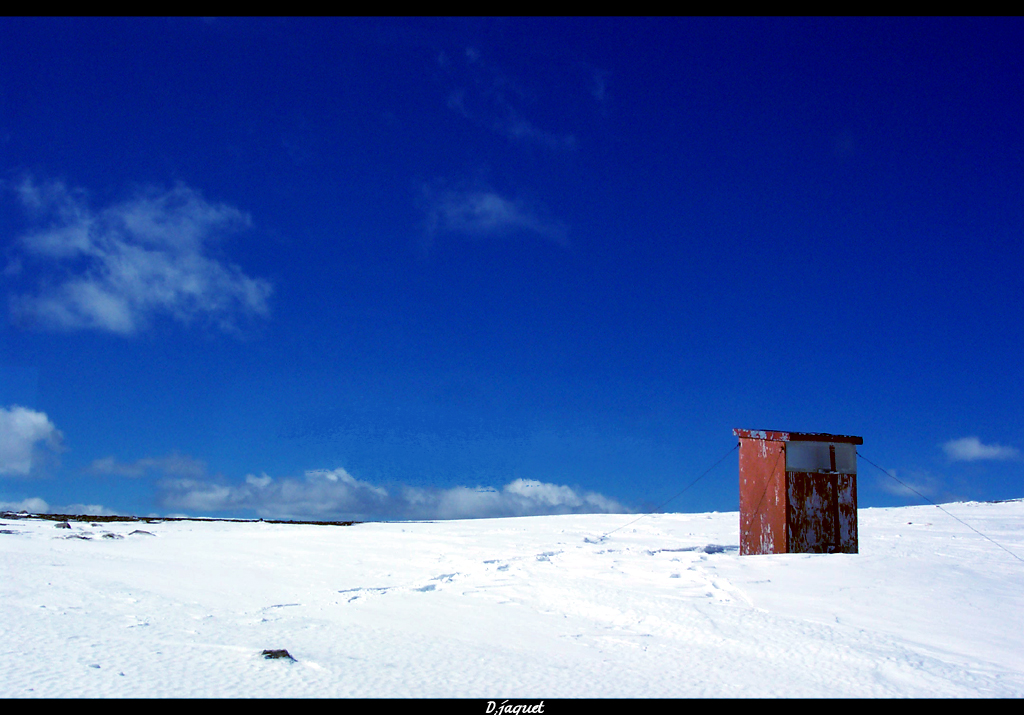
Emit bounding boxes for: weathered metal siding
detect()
[786,473,858,553]
[836,473,858,550]
[738,437,788,555]
[735,428,861,556]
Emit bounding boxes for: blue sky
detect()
[1,17,1022,520]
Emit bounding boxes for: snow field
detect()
[1,502,1023,697]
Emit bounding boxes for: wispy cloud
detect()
[422,183,567,246]
[942,436,1020,462]
[590,67,608,105]
[874,468,941,498]
[159,467,628,521]
[7,178,272,336]
[0,405,63,477]
[88,453,207,479]
[439,47,576,151]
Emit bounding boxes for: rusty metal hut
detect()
[734,428,862,555]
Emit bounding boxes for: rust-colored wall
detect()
[738,437,788,555]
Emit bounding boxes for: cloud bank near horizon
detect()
[158,467,628,522]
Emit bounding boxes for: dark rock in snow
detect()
[262,649,295,661]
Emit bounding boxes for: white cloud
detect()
[942,436,1020,462]
[423,184,567,246]
[0,405,63,476]
[159,468,628,521]
[8,178,272,335]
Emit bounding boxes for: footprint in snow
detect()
[338,587,391,602]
